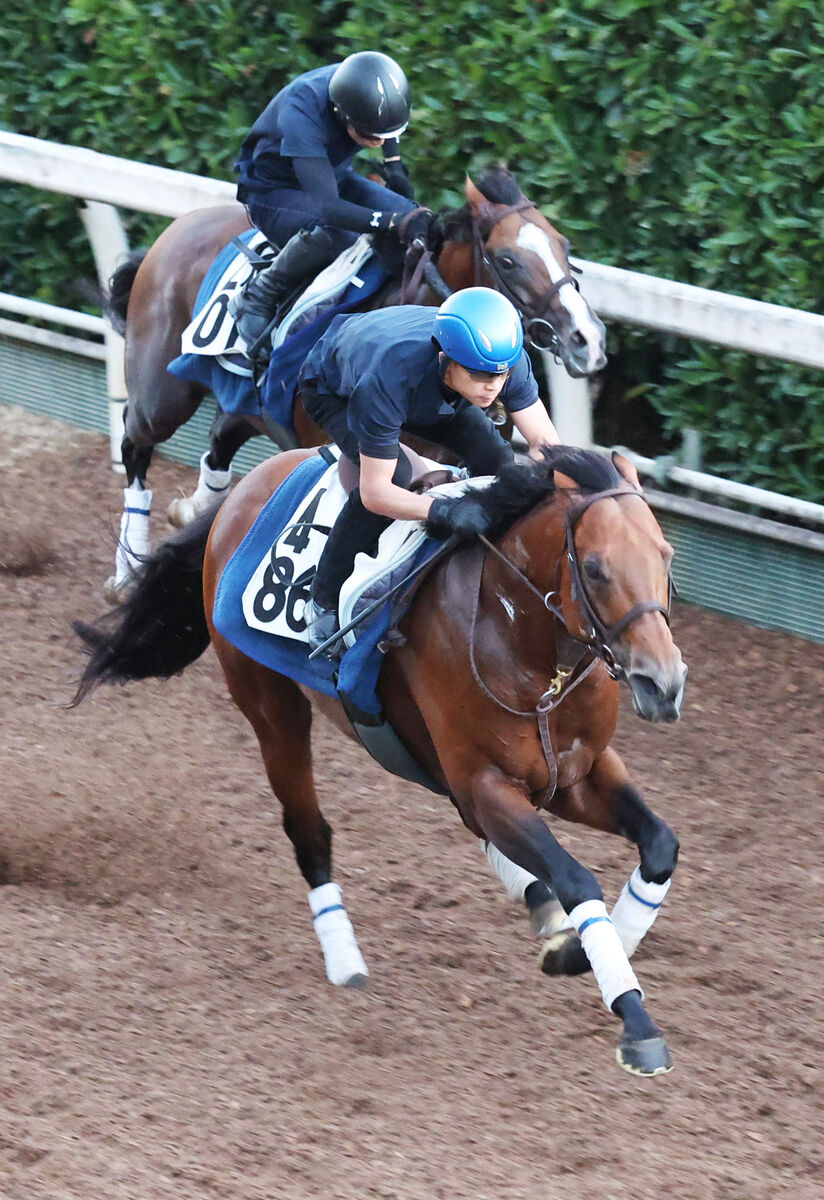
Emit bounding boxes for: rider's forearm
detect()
[359,478,434,522]
[292,156,398,231]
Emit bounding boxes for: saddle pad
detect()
[180,229,271,362]
[212,451,470,716]
[240,450,466,647]
[167,237,390,432]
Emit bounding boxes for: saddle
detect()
[333,443,456,496]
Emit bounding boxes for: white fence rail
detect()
[1,131,822,523]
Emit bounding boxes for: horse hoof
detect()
[344,972,368,990]
[528,894,569,939]
[538,929,591,977]
[616,1035,673,1077]
[103,576,133,606]
[167,495,195,528]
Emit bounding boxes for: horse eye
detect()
[583,555,607,584]
[497,255,517,270]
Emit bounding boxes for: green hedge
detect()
[2,1,823,497]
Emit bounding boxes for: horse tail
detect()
[70,506,217,707]
[103,250,147,334]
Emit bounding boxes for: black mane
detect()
[437,164,525,242]
[475,447,625,539]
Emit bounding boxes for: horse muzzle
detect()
[530,316,607,378]
[627,661,688,724]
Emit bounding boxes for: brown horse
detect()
[73,445,686,1077]
[104,166,606,594]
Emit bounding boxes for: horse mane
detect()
[476,446,625,539]
[437,164,525,243]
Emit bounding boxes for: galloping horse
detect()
[104,166,606,594]
[73,445,686,1077]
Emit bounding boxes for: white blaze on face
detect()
[516,222,604,370]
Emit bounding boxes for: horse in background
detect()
[73,446,686,1077]
[103,166,606,598]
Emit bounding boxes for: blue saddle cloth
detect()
[167,232,389,436]
[212,454,443,718]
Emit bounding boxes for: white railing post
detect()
[539,349,593,447]
[80,201,130,472]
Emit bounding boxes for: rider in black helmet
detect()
[231,52,434,359]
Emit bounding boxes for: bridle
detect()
[400,195,582,354]
[471,198,582,353]
[467,486,673,804]
[560,487,673,678]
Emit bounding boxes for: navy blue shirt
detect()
[301,306,540,458]
[235,65,357,195]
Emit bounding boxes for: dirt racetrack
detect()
[0,404,822,1200]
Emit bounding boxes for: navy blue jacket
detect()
[301,306,539,458]
[235,65,357,195]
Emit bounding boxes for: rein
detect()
[467,487,673,805]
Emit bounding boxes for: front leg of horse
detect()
[473,770,672,1076]
[543,748,679,969]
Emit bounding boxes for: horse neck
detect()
[476,499,570,676]
[435,241,476,292]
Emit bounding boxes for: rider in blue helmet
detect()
[231,51,435,361]
[297,287,560,653]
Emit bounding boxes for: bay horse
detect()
[104,166,606,595]
[73,445,686,1077]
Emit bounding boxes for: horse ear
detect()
[611,451,643,491]
[465,175,485,208]
[553,470,579,492]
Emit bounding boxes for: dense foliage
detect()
[2,0,823,495]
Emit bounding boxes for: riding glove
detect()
[427,494,492,538]
[396,207,436,246]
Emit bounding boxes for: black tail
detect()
[70,507,218,706]
[103,251,147,334]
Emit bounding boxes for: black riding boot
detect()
[231,225,336,360]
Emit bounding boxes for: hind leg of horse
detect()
[104,429,156,602]
[217,647,368,987]
[539,746,679,982]
[168,412,258,528]
[473,767,672,1075]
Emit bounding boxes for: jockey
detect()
[231,51,434,358]
[298,287,561,653]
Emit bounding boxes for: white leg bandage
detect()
[114,484,152,587]
[480,839,537,901]
[308,882,368,986]
[167,452,232,527]
[610,867,671,957]
[193,450,232,505]
[480,840,573,936]
[570,899,642,1011]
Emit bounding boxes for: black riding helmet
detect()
[329,51,411,138]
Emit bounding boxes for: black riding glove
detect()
[384,166,416,201]
[426,494,492,539]
[396,207,436,246]
[370,155,417,201]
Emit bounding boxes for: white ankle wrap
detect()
[611,867,671,957]
[480,839,538,901]
[115,485,153,585]
[570,899,642,1010]
[308,882,368,986]
[194,450,232,501]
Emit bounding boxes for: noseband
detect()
[472,199,581,352]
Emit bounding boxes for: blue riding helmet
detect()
[433,287,523,373]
